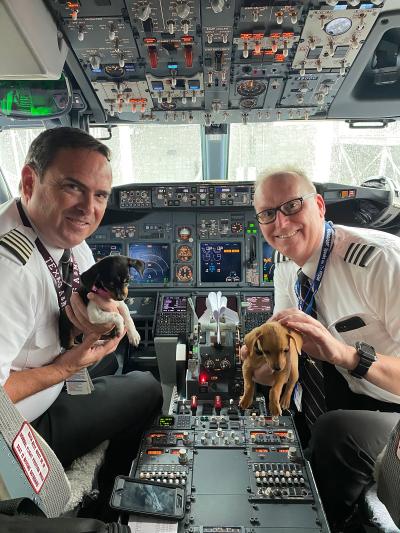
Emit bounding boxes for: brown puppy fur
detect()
[239,321,302,416]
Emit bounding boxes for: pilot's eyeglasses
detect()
[255,192,316,225]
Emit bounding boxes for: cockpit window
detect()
[89,124,202,187]
[2,121,400,196]
[0,127,45,196]
[228,121,400,188]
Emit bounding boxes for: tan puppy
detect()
[239,321,302,416]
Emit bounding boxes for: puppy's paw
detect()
[128,328,141,347]
[280,393,291,411]
[239,395,252,410]
[269,401,282,417]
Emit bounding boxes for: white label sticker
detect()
[397,438,400,461]
[12,422,49,493]
[129,517,178,533]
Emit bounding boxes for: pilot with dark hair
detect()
[0,127,162,519]
[243,169,400,532]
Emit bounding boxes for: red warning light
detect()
[199,373,208,384]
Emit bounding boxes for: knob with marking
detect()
[178,448,188,464]
[176,2,190,19]
[89,55,101,70]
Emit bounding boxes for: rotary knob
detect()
[220,358,231,370]
[178,448,188,464]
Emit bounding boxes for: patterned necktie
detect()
[59,249,72,301]
[297,270,327,425]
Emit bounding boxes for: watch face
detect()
[357,342,376,359]
[351,342,377,379]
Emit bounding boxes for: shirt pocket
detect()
[327,313,387,349]
[26,326,60,368]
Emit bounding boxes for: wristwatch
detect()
[350,341,377,379]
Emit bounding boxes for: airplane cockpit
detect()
[1,1,400,532]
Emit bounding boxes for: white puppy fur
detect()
[87,300,141,347]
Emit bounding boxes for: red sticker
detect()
[12,422,49,493]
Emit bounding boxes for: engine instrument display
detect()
[200,242,242,283]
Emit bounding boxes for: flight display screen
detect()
[200,242,242,283]
[128,243,170,284]
[89,243,123,262]
[245,296,273,313]
[162,296,187,313]
[263,242,275,282]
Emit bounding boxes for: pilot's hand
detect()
[240,344,274,386]
[54,332,122,377]
[273,307,351,367]
[66,292,118,337]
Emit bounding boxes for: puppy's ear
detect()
[244,327,262,354]
[80,264,99,290]
[287,329,303,355]
[128,258,145,277]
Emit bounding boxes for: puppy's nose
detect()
[273,365,281,372]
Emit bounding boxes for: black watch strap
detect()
[350,341,377,379]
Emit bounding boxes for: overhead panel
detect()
[45,0,390,125]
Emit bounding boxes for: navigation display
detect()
[128,243,170,284]
[89,243,123,262]
[162,296,187,313]
[263,243,275,282]
[200,242,242,283]
[245,296,273,313]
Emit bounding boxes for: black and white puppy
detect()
[59,255,145,349]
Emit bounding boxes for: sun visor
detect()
[0,0,67,80]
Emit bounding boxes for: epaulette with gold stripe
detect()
[273,250,291,263]
[0,229,34,265]
[343,242,379,267]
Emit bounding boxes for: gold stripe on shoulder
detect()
[0,229,34,265]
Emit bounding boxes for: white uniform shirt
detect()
[0,199,94,421]
[273,223,400,404]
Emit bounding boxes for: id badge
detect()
[66,368,94,395]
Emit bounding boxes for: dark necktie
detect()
[59,249,73,301]
[297,270,327,425]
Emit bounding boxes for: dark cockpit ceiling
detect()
[11,0,399,129]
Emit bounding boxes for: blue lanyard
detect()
[295,221,335,315]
